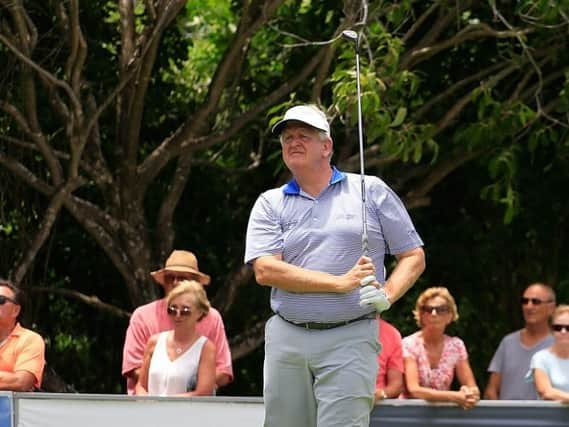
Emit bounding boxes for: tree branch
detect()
[30,286,131,319]
[403,23,533,69]
[229,319,266,361]
[11,180,82,285]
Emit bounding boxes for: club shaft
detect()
[355,49,369,257]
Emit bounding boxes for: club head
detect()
[341,30,358,43]
[341,30,359,52]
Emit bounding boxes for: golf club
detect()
[342,30,368,256]
[342,30,376,287]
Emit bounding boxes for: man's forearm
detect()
[384,247,425,303]
[0,371,35,391]
[253,255,372,294]
[216,372,232,388]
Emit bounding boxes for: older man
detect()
[121,250,233,394]
[0,279,45,391]
[245,104,425,427]
[484,282,556,400]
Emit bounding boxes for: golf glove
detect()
[359,277,391,313]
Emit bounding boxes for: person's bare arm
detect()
[456,359,480,400]
[180,341,216,397]
[125,368,140,388]
[0,371,36,391]
[483,372,501,400]
[134,336,158,395]
[252,254,376,293]
[375,368,404,401]
[534,368,569,403]
[383,247,425,303]
[404,357,477,409]
[215,372,231,388]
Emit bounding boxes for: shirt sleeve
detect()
[207,310,234,381]
[402,335,416,360]
[244,192,283,264]
[385,328,404,373]
[487,337,505,373]
[454,337,468,361]
[370,178,423,255]
[15,332,45,389]
[122,309,150,376]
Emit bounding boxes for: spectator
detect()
[484,282,556,400]
[122,250,233,394]
[0,278,45,391]
[375,318,404,402]
[527,304,569,402]
[135,280,215,396]
[402,286,479,409]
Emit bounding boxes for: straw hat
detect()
[151,250,211,286]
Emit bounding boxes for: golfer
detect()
[245,104,425,427]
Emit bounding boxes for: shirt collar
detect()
[6,322,23,338]
[283,166,346,195]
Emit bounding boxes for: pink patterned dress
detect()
[402,331,468,394]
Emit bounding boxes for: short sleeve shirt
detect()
[0,323,45,389]
[529,348,569,393]
[244,168,423,323]
[376,319,404,389]
[402,331,467,391]
[122,299,233,394]
[487,330,553,399]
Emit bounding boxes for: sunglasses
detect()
[0,295,16,305]
[420,304,450,314]
[164,273,192,282]
[552,324,569,332]
[520,297,554,306]
[167,305,192,317]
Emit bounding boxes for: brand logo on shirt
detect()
[282,220,298,232]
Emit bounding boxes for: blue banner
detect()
[0,395,12,427]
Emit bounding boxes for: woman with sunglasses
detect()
[402,287,479,409]
[135,280,215,396]
[528,304,569,402]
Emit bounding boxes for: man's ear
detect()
[12,304,21,318]
[322,137,333,158]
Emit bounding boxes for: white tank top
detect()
[148,332,207,396]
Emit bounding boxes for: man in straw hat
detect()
[121,250,233,394]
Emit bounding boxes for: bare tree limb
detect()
[402,0,442,43]
[138,46,328,187]
[11,180,82,285]
[415,60,509,119]
[212,264,254,314]
[30,286,132,319]
[402,23,533,69]
[229,319,266,361]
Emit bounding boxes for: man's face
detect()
[0,286,20,327]
[280,123,332,172]
[162,271,200,295]
[521,285,555,326]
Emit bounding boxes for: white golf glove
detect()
[359,276,391,312]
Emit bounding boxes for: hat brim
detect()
[271,119,329,136]
[151,267,211,286]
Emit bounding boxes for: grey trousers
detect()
[263,315,380,427]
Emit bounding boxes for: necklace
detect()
[175,347,183,355]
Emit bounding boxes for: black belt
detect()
[277,313,376,330]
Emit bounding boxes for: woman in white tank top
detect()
[135,281,216,396]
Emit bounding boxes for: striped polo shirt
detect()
[244,167,423,323]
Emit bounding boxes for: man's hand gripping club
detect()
[357,257,391,313]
